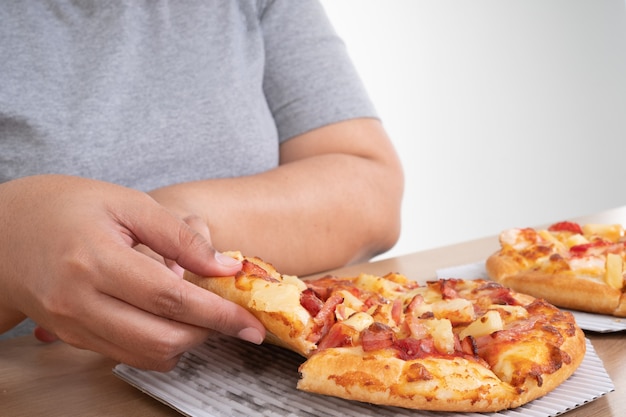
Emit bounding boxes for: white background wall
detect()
[319,0,626,260]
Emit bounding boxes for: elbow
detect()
[372,184,404,258]
[354,161,405,263]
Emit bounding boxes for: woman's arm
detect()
[149,117,404,276]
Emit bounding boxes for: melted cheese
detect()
[281,274,308,291]
[500,228,530,251]
[355,273,404,298]
[342,312,375,332]
[567,256,605,275]
[491,305,529,323]
[537,230,566,251]
[249,280,311,324]
[458,310,504,340]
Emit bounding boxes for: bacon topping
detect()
[548,221,583,234]
[393,337,435,361]
[406,294,424,314]
[439,279,459,299]
[486,286,519,306]
[361,322,396,352]
[391,298,403,325]
[317,322,357,351]
[241,260,279,282]
[300,288,324,317]
[459,335,478,356]
[305,275,358,301]
[569,239,616,257]
[308,294,344,343]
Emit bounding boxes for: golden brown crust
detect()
[184,271,317,357]
[298,348,519,412]
[615,294,626,316]
[298,326,585,413]
[486,252,625,316]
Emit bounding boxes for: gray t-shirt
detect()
[0,0,377,339]
[0,0,376,191]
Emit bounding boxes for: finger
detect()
[134,243,185,277]
[34,325,59,343]
[94,245,265,344]
[121,204,241,278]
[164,258,185,277]
[36,285,210,371]
[164,215,219,277]
[60,294,211,371]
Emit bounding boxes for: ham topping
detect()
[361,322,396,352]
[300,288,324,317]
[307,294,344,344]
[548,221,583,234]
[241,260,279,282]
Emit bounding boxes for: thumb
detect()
[165,216,240,277]
[128,206,241,278]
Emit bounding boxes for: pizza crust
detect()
[298,347,518,412]
[185,272,317,356]
[615,294,626,316]
[298,330,584,413]
[486,252,626,316]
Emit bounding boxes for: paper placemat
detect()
[114,336,612,417]
[436,262,626,333]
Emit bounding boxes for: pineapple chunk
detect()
[281,274,308,291]
[431,298,476,325]
[458,310,504,340]
[564,233,589,248]
[605,253,624,290]
[538,229,566,250]
[582,224,624,242]
[337,289,365,311]
[490,305,529,322]
[251,281,300,311]
[425,319,455,354]
[250,281,311,324]
[342,312,375,332]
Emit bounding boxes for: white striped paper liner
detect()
[114,337,612,417]
[436,262,626,333]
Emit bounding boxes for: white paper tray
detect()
[114,336,612,417]
[436,262,626,333]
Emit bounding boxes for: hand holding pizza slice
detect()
[185,251,585,412]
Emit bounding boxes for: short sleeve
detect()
[260,0,378,143]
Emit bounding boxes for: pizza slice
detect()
[486,221,626,316]
[185,251,585,412]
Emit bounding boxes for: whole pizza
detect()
[486,221,626,316]
[185,251,585,412]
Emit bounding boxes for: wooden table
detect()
[2,207,626,416]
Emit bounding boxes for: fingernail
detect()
[215,251,241,266]
[237,327,264,345]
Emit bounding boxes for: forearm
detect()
[149,119,403,276]
[150,154,402,276]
